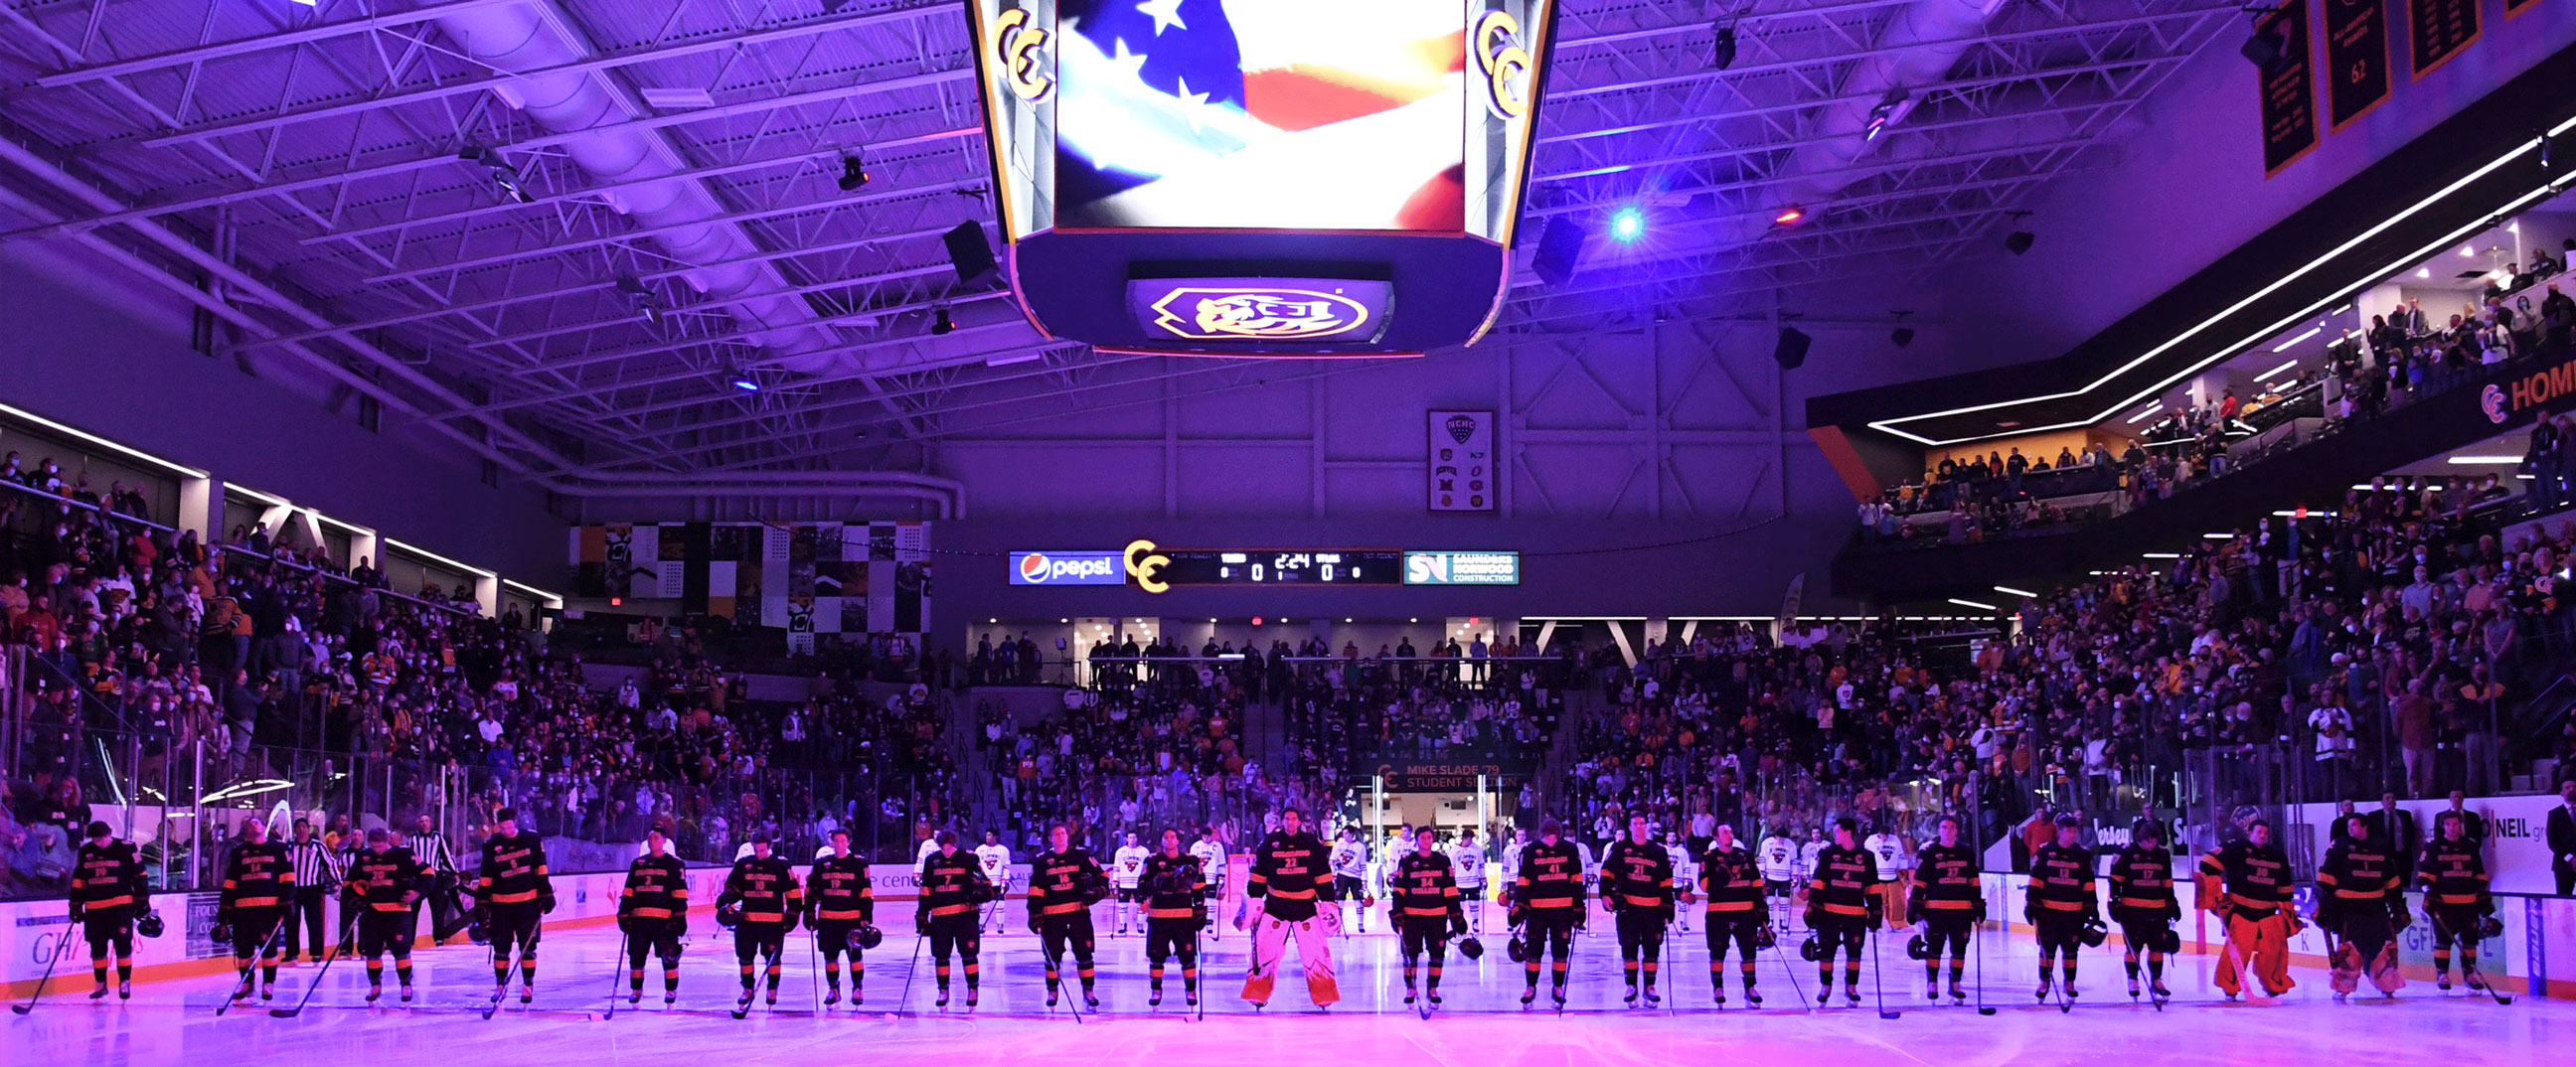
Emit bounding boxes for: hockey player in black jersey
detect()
[1598,815,1676,1005]
[1908,815,1983,1003]
[71,822,145,1000]
[2105,819,2178,1002]
[344,828,429,1003]
[1693,825,1767,1005]
[475,808,554,1005]
[618,825,689,1004]
[718,833,801,1011]
[1140,828,1208,1006]
[1028,824,1108,1008]
[2025,814,2097,1000]
[807,829,876,1006]
[1805,818,1879,1006]
[1389,830,1465,1006]
[918,831,993,1007]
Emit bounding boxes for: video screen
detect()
[1052,0,1468,231]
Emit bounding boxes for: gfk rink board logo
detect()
[1009,550,1125,586]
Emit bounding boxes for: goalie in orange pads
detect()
[2198,818,2298,1000]
[1240,808,1341,1008]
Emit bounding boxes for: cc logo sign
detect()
[1474,10,1534,120]
[1124,538,1171,594]
[994,7,1054,103]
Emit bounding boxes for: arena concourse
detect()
[4,2,2576,1066]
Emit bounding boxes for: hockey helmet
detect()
[852,925,885,951]
[467,915,490,945]
[1458,936,1485,961]
[1506,934,1530,963]
[2155,927,2182,955]
[1362,894,1377,908]
[2478,914,2504,941]
[2078,916,2109,948]
[1799,935,1822,962]
[717,903,743,929]
[1905,933,1930,961]
[209,921,233,946]
[136,910,164,939]
[1755,923,1777,949]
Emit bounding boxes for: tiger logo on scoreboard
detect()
[1149,287,1371,341]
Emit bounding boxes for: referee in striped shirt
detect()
[406,815,464,944]
[284,819,343,962]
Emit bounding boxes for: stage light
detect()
[838,151,872,193]
[460,144,537,205]
[1862,89,1907,142]
[615,274,664,325]
[1712,25,1736,70]
[728,371,759,392]
[2416,267,2431,277]
[1610,206,1644,242]
[930,307,956,336]
[1772,206,1805,226]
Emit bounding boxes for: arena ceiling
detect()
[0,0,2234,479]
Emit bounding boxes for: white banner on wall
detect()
[1428,409,1497,512]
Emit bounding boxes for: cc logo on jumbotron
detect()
[1124,539,1171,595]
[993,7,1054,103]
[1474,10,1534,120]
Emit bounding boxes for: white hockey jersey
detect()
[1797,838,1828,881]
[1329,838,1370,880]
[914,836,940,874]
[1500,838,1526,883]
[1668,841,1698,889]
[975,842,1012,884]
[1188,838,1225,885]
[1448,841,1487,887]
[1111,844,1150,888]
[1861,833,1906,881]
[1757,836,1799,881]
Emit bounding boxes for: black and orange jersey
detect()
[73,839,144,913]
[722,854,801,924]
[918,847,989,920]
[807,853,875,924]
[2316,840,2399,904]
[1142,851,1207,920]
[1389,851,1461,921]
[1246,831,1334,922]
[1514,838,1585,914]
[2026,842,2097,914]
[345,846,428,912]
[2416,838,2491,906]
[2198,839,2293,918]
[476,832,552,906]
[1911,842,1981,912]
[1597,839,1675,917]
[2105,845,2174,912]
[1697,844,1765,913]
[1807,843,1877,918]
[620,852,690,921]
[221,839,293,910]
[1029,846,1107,919]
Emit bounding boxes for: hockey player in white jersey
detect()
[1449,828,1489,934]
[1665,831,1698,933]
[1111,831,1151,936]
[1860,825,1909,930]
[1757,827,1800,932]
[1189,826,1226,941]
[974,831,1014,933]
[1330,827,1372,933]
[1500,828,1528,889]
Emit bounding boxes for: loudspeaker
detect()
[1773,326,1811,370]
[2239,29,2285,73]
[943,221,997,283]
[2005,230,2035,255]
[1532,216,1586,287]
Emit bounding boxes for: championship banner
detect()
[1428,409,1497,512]
[2323,0,2391,131]
[2407,0,2481,78]
[2258,0,2320,176]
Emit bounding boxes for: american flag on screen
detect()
[1053,0,1467,230]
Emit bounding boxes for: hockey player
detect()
[1028,823,1108,1007]
[1862,823,1909,931]
[718,832,801,1011]
[1805,819,1878,1007]
[1598,815,1676,1005]
[70,822,145,1000]
[2200,818,2298,999]
[1797,827,1829,892]
[1141,828,1208,1006]
[1500,827,1528,892]
[1757,826,1800,933]
[345,828,428,1003]
[1908,815,1982,1002]
[475,808,554,1005]
[1111,830,1151,936]
[616,825,688,1005]
[1189,826,1226,940]
[1449,829,1489,934]
[974,831,1014,934]
[2316,815,2404,1001]
[1665,832,1696,934]
[1695,824,1766,1004]
[1390,828,1465,1006]
[2025,814,2097,1000]
[807,829,876,1006]
[1329,826,1371,934]
[1512,819,1585,1006]
[218,816,293,1001]
[2105,819,2178,1002]
[918,831,992,1007]
[1240,807,1341,1008]
[2417,811,2495,993]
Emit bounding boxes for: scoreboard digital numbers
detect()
[1156,549,1405,587]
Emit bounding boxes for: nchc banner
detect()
[2323,0,2391,130]
[2408,0,2482,78]
[2258,0,2319,176]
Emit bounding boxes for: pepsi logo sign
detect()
[1007,550,1125,586]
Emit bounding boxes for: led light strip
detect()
[1867,128,2563,446]
[0,400,208,477]
[383,536,493,578]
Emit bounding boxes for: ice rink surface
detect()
[7,918,2566,1067]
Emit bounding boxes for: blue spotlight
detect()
[728,373,760,392]
[1610,206,1644,242]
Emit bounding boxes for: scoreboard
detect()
[1155,549,1406,587]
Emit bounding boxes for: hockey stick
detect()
[217,918,291,1017]
[604,931,629,1019]
[2427,910,2514,1005]
[807,925,823,1013]
[2215,916,2278,1005]
[1973,915,1996,1015]
[1190,925,1207,1022]
[1868,925,1901,1019]
[10,920,77,1014]
[1765,926,1813,1013]
[890,925,926,1015]
[1039,933,1086,1024]
[270,910,363,1017]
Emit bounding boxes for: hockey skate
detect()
[1151,989,1165,1007]
[1551,983,1567,1007]
[2128,977,2141,999]
[1844,986,1861,1006]
[1643,983,1660,1005]
[261,982,274,1001]
[1927,979,1942,1000]
[765,984,779,1006]
[662,990,676,1004]
[1083,989,1100,1009]
[2465,968,2489,991]
[1746,985,1764,1006]
[117,979,131,1000]
[1403,984,1417,1005]
[519,984,533,1004]
[1427,988,1442,1005]
[88,981,108,1000]
[628,991,643,1004]
[1623,983,1639,1005]
[2149,980,2171,1001]
[1948,981,1966,1004]
[824,985,840,1006]
[1817,988,1833,1005]
[731,990,753,1019]
[1521,984,1537,1006]
[2033,978,2052,1001]
[402,985,415,1003]
[937,986,952,1008]
[966,986,980,1008]
[366,985,383,1003]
